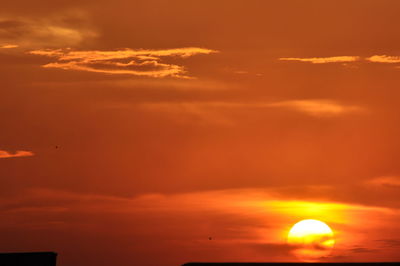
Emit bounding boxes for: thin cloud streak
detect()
[30,47,218,60]
[0,13,97,48]
[279,56,360,64]
[30,47,218,78]
[140,100,365,120]
[134,100,366,126]
[0,150,34,159]
[366,176,400,188]
[366,55,400,63]
[268,100,365,117]
[279,55,400,65]
[0,44,18,49]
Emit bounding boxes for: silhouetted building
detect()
[0,252,57,266]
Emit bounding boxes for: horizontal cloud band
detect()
[0,150,34,159]
[30,47,218,78]
[279,55,400,64]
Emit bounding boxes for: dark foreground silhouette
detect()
[0,253,398,266]
[0,252,57,266]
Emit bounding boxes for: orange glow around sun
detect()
[287,219,335,261]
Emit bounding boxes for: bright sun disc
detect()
[287,219,335,261]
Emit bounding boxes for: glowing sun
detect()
[287,219,335,261]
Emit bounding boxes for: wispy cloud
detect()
[140,100,363,116]
[279,56,360,64]
[366,55,400,63]
[1,187,387,217]
[0,44,18,49]
[30,47,218,78]
[279,55,400,65]
[0,150,34,159]
[0,187,391,230]
[366,176,400,188]
[137,99,365,125]
[268,100,364,117]
[0,12,97,48]
[0,180,399,263]
[376,239,400,248]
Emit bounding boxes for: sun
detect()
[287,219,335,261]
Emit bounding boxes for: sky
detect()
[1,0,400,265]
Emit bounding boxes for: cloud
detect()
[279,55,400,65]
[268,100,365,117]
[138,102,237,125]
[376,239,400,248]
[0,12,97,48]
[0,44,18,49]
[0,188,398,264]
[31,47,218,60]
[139,100,364,125]
[0,187,391,230]
[0,150,34,159]
[279,56,360,64]
[349,246,376,253]
[29,47,218,78]
[366,55,400,63]
[366,176,400,188]
[234,70,249,74]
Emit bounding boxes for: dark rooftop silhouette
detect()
[0,252,57,266]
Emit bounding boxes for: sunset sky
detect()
[2,1,400,265]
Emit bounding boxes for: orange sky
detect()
[1,1,400,265]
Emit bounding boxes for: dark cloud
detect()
[349,247,376,254]
[376,239,400,248]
